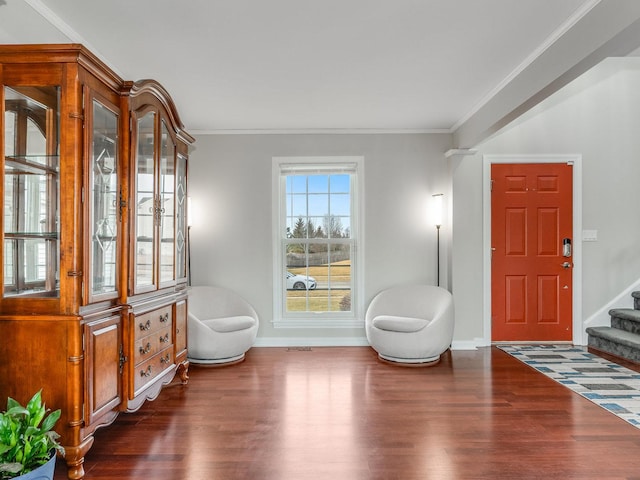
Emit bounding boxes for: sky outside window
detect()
[286,174,350,237]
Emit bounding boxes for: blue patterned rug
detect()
[498,344,640,428]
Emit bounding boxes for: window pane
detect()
[330,174,350,193]
[330,193,350,216]
[308,175,328,193]
[289,194,308,218]
[323,215,346,239]
[329,249,351,312]
[285,243,327,312]
[308,194,328,215]
[305,217,323,238]
[288,175,307,193]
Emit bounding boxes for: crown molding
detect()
[190,127,452,136]
[24,0,124,78]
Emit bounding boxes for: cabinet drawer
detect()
[134,306,172,341]
[134,346,174,392]
[134,325,172,365]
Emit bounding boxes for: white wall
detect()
[452,58,640,345]
[189,133,451,345]
[451,155,485,346]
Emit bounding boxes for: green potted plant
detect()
[0,390,64,480]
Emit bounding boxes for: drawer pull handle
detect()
[139,319,151,331]
[159,333,169,343]
[160,313,169,323]
[160,353,171,364]
[139,343,151,355]
[140,365,152,377]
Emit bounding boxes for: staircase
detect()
[587,291,640,364]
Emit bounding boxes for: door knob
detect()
[561,262,572,269]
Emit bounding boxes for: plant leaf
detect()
[40,410,61,432]
[25,391,42,414]
[5,406,28,416]
[25,391,45,428]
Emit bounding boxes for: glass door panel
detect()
[89,99,119,298]
[134,112,155,289]
[3,86,60,297]
[175,154,187,282]
[158,121,175,285]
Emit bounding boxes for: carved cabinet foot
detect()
[63,435,94,479]
[177,360,190,384]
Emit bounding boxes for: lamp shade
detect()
[432,193,443,227]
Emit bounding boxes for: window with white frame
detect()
[272,157,363,327]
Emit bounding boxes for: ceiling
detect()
[1,0,640,139]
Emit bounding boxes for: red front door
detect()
[491,163,573,341]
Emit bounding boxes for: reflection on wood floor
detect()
[55,346,640,479]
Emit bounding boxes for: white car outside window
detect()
[286,271,317,290]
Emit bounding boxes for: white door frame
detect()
[482,154,584,345]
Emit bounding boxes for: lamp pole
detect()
[432,193,443,288]
[187,196,192,286]
[436,223,441,287]
[188,225,192,286]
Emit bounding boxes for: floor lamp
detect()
[432,193,443,287]
[187,197,192,286]
[187,225,192,286]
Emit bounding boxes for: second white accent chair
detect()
[365,284,454,365]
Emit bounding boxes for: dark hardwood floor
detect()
[55,346,640,480]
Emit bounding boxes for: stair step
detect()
[587,326,640,347]
[609,308,640,334]
[587,326,640,363]
[633,291,640,310]
[608,308,640,320]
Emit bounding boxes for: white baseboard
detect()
[451,338,486,350]
[253,336,486,350]
[254,336,370,347]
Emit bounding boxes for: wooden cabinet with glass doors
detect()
[0,45,192,480]
[123,79,192,412]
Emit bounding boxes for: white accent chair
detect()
[187,286,259,365]
[365,285,454,365]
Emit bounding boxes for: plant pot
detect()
[12,455,56,480]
